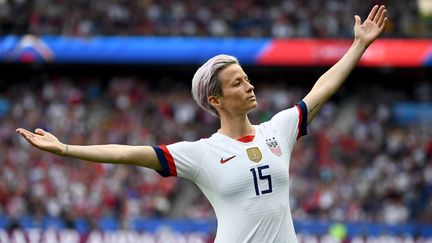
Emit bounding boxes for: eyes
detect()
[233,77,251,87]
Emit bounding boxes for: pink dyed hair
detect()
[191,54,239,117]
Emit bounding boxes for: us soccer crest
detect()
[246,147,262,163]
[266,137,282,156]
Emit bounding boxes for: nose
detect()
[246,81,254,92]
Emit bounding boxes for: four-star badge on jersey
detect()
[246,147,262,163]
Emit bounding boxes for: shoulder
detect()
[258,102,308,142]
[166,137,212,156]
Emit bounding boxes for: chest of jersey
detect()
[196,136,290,201]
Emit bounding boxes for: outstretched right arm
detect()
[16,128,162,170]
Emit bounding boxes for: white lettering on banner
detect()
[45,230,58,243]
[86,231,103,243]
[83,230,207,243]
[104,231,120,243]
[28,229,42,243]
[136,232,156,243]
[130,232,146,243]
[188,234,207,243]
[298,234,319,243]
[322,235,341,243]
[60,230,80,243]
[351,238,361,243]
[104,230,140,243]
[296,234,429,243]
[12,230,26,243]
[0,230,8,243]
[156,229,186,243]
[0,230,430,243]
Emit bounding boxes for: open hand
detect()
[16,128,65,155]
[354,5,387,48]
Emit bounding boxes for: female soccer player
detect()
[16,5,387,243]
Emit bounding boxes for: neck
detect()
[218,114,255,139]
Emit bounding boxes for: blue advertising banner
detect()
[2,35,432,67]
[0,35,269,64]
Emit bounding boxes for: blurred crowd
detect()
[0,74,431,231]
[0,0,430,38]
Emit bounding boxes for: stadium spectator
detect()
[14,5,390,242]
[1,74,431,229]
[0,4,430,236]
[0,0,428,38]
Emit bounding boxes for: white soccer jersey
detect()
[153,101,308,243]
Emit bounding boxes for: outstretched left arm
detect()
[303,5,387,124]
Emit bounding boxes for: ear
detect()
[208,95,221,109]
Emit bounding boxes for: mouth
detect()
[247,96,256,101]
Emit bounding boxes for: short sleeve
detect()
[269,100,308,145]
[152,141,201,180]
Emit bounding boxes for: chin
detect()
[247,101,258,112]
[253,101,258,108]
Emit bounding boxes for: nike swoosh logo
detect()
[220,155,236,164]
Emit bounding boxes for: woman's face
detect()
[213,64,257,116]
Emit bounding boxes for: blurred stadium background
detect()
[0,0,431,242]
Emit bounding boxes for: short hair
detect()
[191,54,239,117]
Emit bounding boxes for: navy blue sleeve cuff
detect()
[152,146,170,177]
[297,100,308,137]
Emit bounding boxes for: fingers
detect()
[379,17,388,31]
[363,5,387,32]
[354,15,361,26]
[16,128,34,138]
[16,128,38,146]
[367,5,386,24]
[35,128,46,135]
[377,9,387,28]
[373,5,386,24]
[367,5,379,21]
[16,128,47,137]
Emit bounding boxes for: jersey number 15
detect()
[250,165,273,196]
